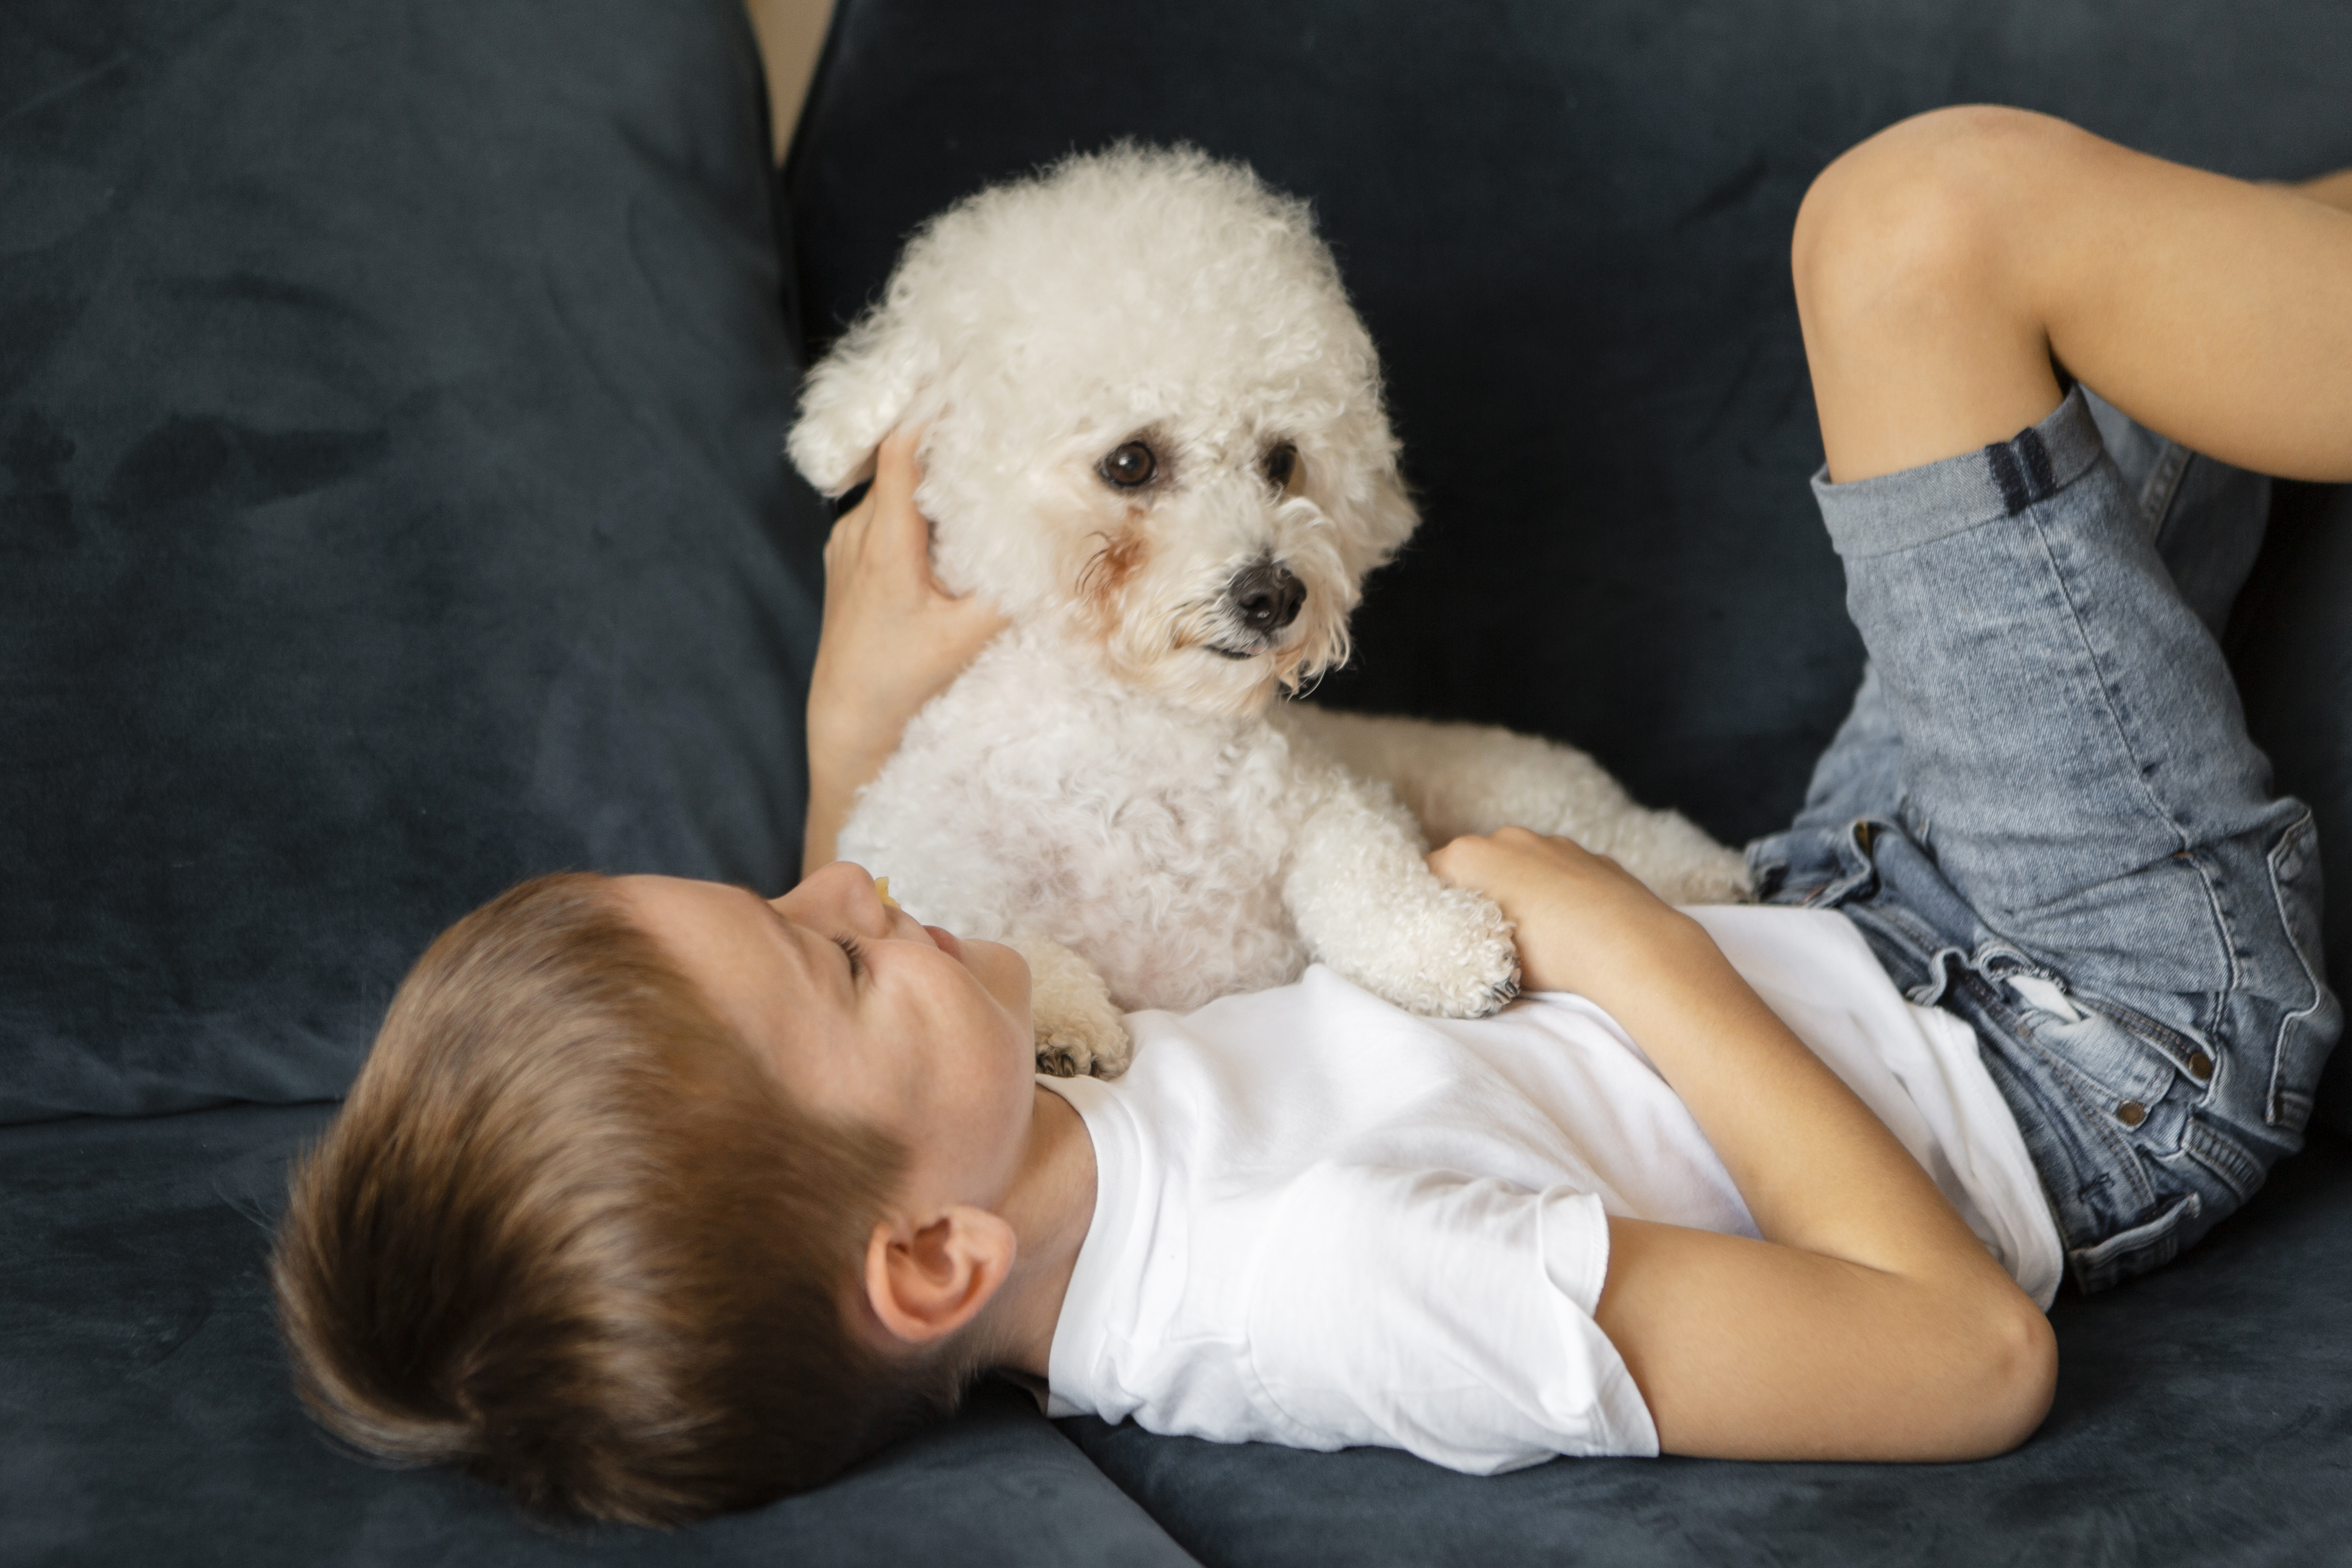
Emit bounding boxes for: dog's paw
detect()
[1381,887,1523,1019]
[1012,931,1135,1078]
[1418,921,1523,1018]
[1035,1005,1134,1080]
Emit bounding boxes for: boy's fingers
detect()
[840,427,1005,632]
[874,425,922,475]
[943,592,1011,648]
[867,433,942,567]
[821,516,876,590]
[871,427,924,510]
[823,498,866,553]
[1426,834,1487,883]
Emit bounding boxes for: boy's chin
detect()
[965,937,1033,1014]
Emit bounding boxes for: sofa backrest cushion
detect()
[0,0,822,1121]
[2232,483,2352,1136]
[784,0,2352,1132]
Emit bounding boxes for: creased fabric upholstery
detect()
[0,1104,1198,1566]
[1,0,827,1121]
[788,2,2352,1562]
[8,0,2352,1560]
[788,0,2352,1134]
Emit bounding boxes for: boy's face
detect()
[618,863,1037,1208]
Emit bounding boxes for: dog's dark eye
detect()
[1264,442,1298,489]
[1101,440,1158,489]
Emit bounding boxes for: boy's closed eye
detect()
[834,933,867,980]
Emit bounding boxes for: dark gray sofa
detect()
[5,0,2350,1562]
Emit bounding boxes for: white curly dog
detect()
[788,144,1747,1077]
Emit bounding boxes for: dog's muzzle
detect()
[1230,561,1303,634]
[1204,561,1305,659]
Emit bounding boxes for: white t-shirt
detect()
[1039,904,2063,1473]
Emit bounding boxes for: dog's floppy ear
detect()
[1334,464,1422,579]
[786,301,937,496]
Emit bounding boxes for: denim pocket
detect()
[2021,1000,2179,1140]
[2262,812,2337,1133]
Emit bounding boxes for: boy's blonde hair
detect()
[272,873,965,1524]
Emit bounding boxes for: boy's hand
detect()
[1427,827,1702,1000]
[804,430,1009,872]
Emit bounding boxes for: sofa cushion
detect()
[1058,1131,2352,1567]
[0,0,827,1120]
[0,1103,1198,1564]
[786,0,2352,1130]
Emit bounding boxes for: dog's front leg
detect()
[1010,931,1134,1079]
[1283,768,1521,1018]
[1279,705,1750,905]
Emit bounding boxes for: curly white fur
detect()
[790,145,1747,1077]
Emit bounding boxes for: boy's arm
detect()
[801,431,1007,876]
[1429,829,2057,1461]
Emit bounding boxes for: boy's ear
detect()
[862,1206,1017,1347]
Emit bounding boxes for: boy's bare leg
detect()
[1794,107,2352,484]
[1771,110,2345,1300]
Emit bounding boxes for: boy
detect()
[274,109,2351,1523]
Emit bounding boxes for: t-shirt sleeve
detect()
[1244,1163,1660,1472]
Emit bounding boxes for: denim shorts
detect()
[1749,387,2342,1294]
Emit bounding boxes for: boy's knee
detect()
[1793,106,2080,354]
[1972,1288,2059,1456]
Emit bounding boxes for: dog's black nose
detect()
[1232,562,1305,634]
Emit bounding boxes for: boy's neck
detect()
[983,1084,1098,1379]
